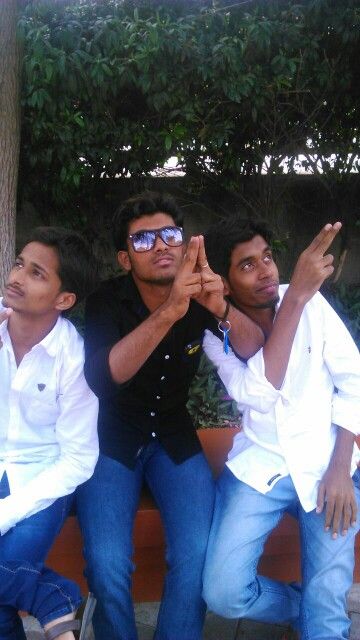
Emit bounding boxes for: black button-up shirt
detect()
[84,274,218,468]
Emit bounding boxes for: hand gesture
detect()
[289,222,341,305]
[166,236,202,320]
[194,235,226,317]
[317,465,357,539]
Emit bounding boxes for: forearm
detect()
[227,304,264,359]
[109,302,178,383]
[328,425,355,474]
[263,288,305,389]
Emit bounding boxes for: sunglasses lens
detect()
[132,231,155,252]
[161,227,183,246]
[130,226,183,251]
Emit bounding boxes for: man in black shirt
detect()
[76,192,264,640]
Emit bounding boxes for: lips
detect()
[256,282,279,295]
[153,254,174,267]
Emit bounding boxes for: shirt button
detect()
[165,354,170,360]
[150,411,156,417]
[160,376,166,381]
[156,395,161,400]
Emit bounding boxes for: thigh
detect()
[299,470,360,638]
[76,453,143,562]
[204,469,295,584]
[0,494,72,562]
[144,445,215,556]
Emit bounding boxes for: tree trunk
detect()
[0,0,21,293]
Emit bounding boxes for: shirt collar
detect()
[0,297,63,358]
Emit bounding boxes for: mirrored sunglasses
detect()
[128,226,184,252]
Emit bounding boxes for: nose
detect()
[153,233,168,251]
[258,261,272,280]
[9,266,25,286]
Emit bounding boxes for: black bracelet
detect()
[214,300,230,322]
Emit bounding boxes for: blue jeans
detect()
[0,561,81,627]
[0,473,72,640]
[203,467,360,640]
[76,444,215,640]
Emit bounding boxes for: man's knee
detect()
[84,544,134,593]
[202,579,243,618]
[203,567,256,619]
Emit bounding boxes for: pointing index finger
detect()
[308,222,342,256]
[197,235,211,271]
[180,236,199,274]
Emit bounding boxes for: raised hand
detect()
[166,236,202,320]
[289,222,342,304]
[195,235,226,317]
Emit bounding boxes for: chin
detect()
[142,270,176,286]
[256,295,280,309]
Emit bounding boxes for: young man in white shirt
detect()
[202,217,360,640]
[0,227,99,640]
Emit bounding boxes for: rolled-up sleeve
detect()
[203,329,285,413]
[84,288,131,398]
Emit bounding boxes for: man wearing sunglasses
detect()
[76,191,264,640]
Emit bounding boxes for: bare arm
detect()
[109,237,202,384]
[316,426,357,538]
[263,222,341,389]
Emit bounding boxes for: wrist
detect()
[282,286,309,309]
[213,299,230,322]
[159,299,184,325]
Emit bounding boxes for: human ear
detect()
[222,276,231,296]
[55,291,76,312]
[117,250,131,272]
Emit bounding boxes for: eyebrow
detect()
[17,255,49,276]
[237,245,272,267]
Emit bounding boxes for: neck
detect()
[131,275,173,313]
[8,312,59,365]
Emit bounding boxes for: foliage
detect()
[323,283,360,349]
[18,0,360,230]
[187,352,241,428]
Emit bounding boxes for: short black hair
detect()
[205,215,273,280]
[112,191,184,251]
[25,227,99,306]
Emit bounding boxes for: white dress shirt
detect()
[203,286,360,512]
[0,299,99,535]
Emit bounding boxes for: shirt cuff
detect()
[332,394,360,436]
[0,500,17,536]
[203,329,287,412]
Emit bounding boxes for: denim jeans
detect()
[0,561,81,627]
[0,473,72,640]
[76,443,215,640]
[203,467,360,640]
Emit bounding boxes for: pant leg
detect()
[298,469,360,640]
[76,454,143,640]
[0,473,72,640]
[203,468,301,624]
[0,562,82,627]
[143,442,215,640]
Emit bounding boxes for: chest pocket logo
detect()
[184,341,202,359]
